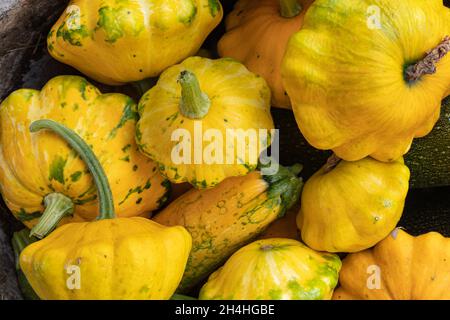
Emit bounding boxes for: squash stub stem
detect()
[323,154,342,173]
[279,0,302,18]
[178,70,211,119]
[262,163,303,217]
[405,36,450,83]
[30,193,74,239]
[29,119,116,227]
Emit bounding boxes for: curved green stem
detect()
[178,70,211,119]
[280,0,302,18]
[30,119,115,220]
[30,193,74,239]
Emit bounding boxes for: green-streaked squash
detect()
[153,164,303,292]
[0,76,169,236]
[199,238,341,300]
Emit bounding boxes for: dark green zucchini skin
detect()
[273,97,450,189]
[11,229,39,300]
[401,186,450,237]
[406,97,450,188]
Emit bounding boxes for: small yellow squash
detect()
[20,120,191,300]
[199,238,341,300]
[282,0,450,161]
[48,0,222,85]
[333,229,450,300]
[136,56,275,189]
[219,0,313,109]
[154,164,303,292]
[298,156,410,253]
[0,76,169,237]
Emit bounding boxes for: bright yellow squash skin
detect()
[154,165,303,292]
[218,0,314,109]
[137,57,275,189]
[19,120,191,300]
[282,0,450,161]
[297,156,410,253]
[47,0,223,85]
[21,218,191,300]
[333,229,450,300]
[0,76,169,231]
[199,238,341,300]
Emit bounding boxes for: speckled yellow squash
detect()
[154,164,303,292]
[282,0,450,161]
[218,0,313,109]
[20,120,191,300]
[297,156,410,253]
[199,238,341,300]
[333,229,450,300]
[137,56,275,189]
[47,0,223,85]
[0,76,169,237]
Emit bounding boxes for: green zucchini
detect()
[273,97,450,189]
[11,229,39,300]
[405,97,450,188]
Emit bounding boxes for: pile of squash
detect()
[1,0,450,300]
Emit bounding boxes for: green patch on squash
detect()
[56,22,89,47]
[79,79,88,100]
[118,179,152,205]
[120,155,130,162]
[16,209,42,222]
[97,6,125,43]
[70,171,83,182]
[157,179,172,208]
[178,1,197,25]
[49,156,67,185]
[109,99,139,139]
[122,144,131,153]
[208,0,221,17]
[268,289,283,300]
[97,6,144,43]
[287,280,324,300]
[73,194,97,205]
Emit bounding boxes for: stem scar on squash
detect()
[405,36,450,83]
[323,154,342,173]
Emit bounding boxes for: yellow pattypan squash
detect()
[48,0,223,85]
[199,238,341,300]
[333,229,450,300]
[136,56,275,189]
[0,76,169,238]
[20,120,191,300]
[282,0,450,161]
[154,164,303,292]
[219,0,313,109]
[298,156,410,253]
